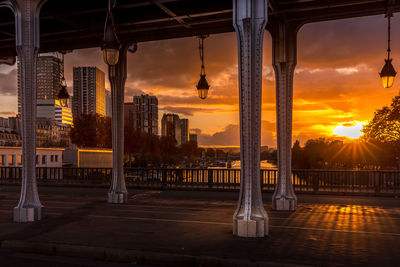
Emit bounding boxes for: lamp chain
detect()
[387,12,391,60]
[199,36,206,75]
[62,53,65,80]
[104,0,119,44]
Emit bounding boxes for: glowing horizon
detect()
[332,121,368,139]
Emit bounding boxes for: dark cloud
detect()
[0,69,17,96]
[0,111,16,116]
[198,124,240,146]
[124,87,146,100]
[160,106,231,117]
[298,15,400,68]
[195,120,276,147]
[125,33,237,90]
[2,15,397,148]
[190,128,202,135]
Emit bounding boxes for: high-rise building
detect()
[161,113,183,145]
[161,114,192,146]
[37,99,73,126]
[8,116,21,135]
[72,67,105,117]
[189,133,198,144]
[180,119,189,145]
[125,95,158,135]
[105,89,112,117]
[124,102,134,128]
[18,55,63,114]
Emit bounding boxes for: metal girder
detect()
[0,0,399,57]
[151,0,191,29]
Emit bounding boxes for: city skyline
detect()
[0,14,399,147]
[0,1,399,263]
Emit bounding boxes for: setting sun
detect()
[333,121,367,139]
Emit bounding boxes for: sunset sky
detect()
[0,14,399,147]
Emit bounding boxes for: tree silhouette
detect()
[70,113,111,148]
[363,95,400,143]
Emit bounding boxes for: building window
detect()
[18,155,22,165]
[51,155,54,162]
[36,155,39,165]
[55,155,58,162]
[0,155,4,166]
[42,155,46,165]
[9,155,15,165]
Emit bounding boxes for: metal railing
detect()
[0,167,399,194]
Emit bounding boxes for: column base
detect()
[272,197,297,211]
[108,192,128,204]
[233,217,268,237]
[13,206,42,222]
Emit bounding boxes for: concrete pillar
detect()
[232,0,268,237]
[10,0,47,222]
[270,22,300,211]
[108,43,131,203]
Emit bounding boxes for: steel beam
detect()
[270,22,299,211]
[107,43,132,204]
[232,0,269,238]
[151,0,191,29]
[12,0,47,222]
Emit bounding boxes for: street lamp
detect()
[380,12,396,88]
[58,81,70,107]
[196,35,210,99]
[101,0,119,66]
[57,53,70,107]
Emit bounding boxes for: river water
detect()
[230,160,277,169]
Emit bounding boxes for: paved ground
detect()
[0,186,399,266]
[0,249,152,267]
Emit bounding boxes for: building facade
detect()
[124,102,134,128]
[18,56,63,114]
[0,132,21,146]
[63,148,112,168]
[72,67,106,117]
[0,147,63,168]
[105,89,112,117]
[125,95,158,135]
[37,99,73,126]
[161,113,181,145]
[36,118,70,147]
[180,119,189,145]
[189,133,198,144]
[0,116,22,146]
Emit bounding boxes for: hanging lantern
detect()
[101,0,119,66]
[380,12,396,88]
[197,74,210,99]
[57,54,70,107]
[58,84,70,107]
[196,35,210,99]
[380,59,396,88]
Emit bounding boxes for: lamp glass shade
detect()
[197,88,208,99]
[60,98,69,107]
[101,14,120,66]
[102,48,119,66]
[61,77,67,88]
[58,85,70,107]
[381,75,395,88]
[379,59,397,88]
[196,74,210,100]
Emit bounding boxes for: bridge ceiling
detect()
[0,0,399,57]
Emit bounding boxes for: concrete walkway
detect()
[0,186,399,266]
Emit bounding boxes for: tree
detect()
[70,113,111,148]
[363,95,400,143]
[206,148,215,158]
[181,140,198,159]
